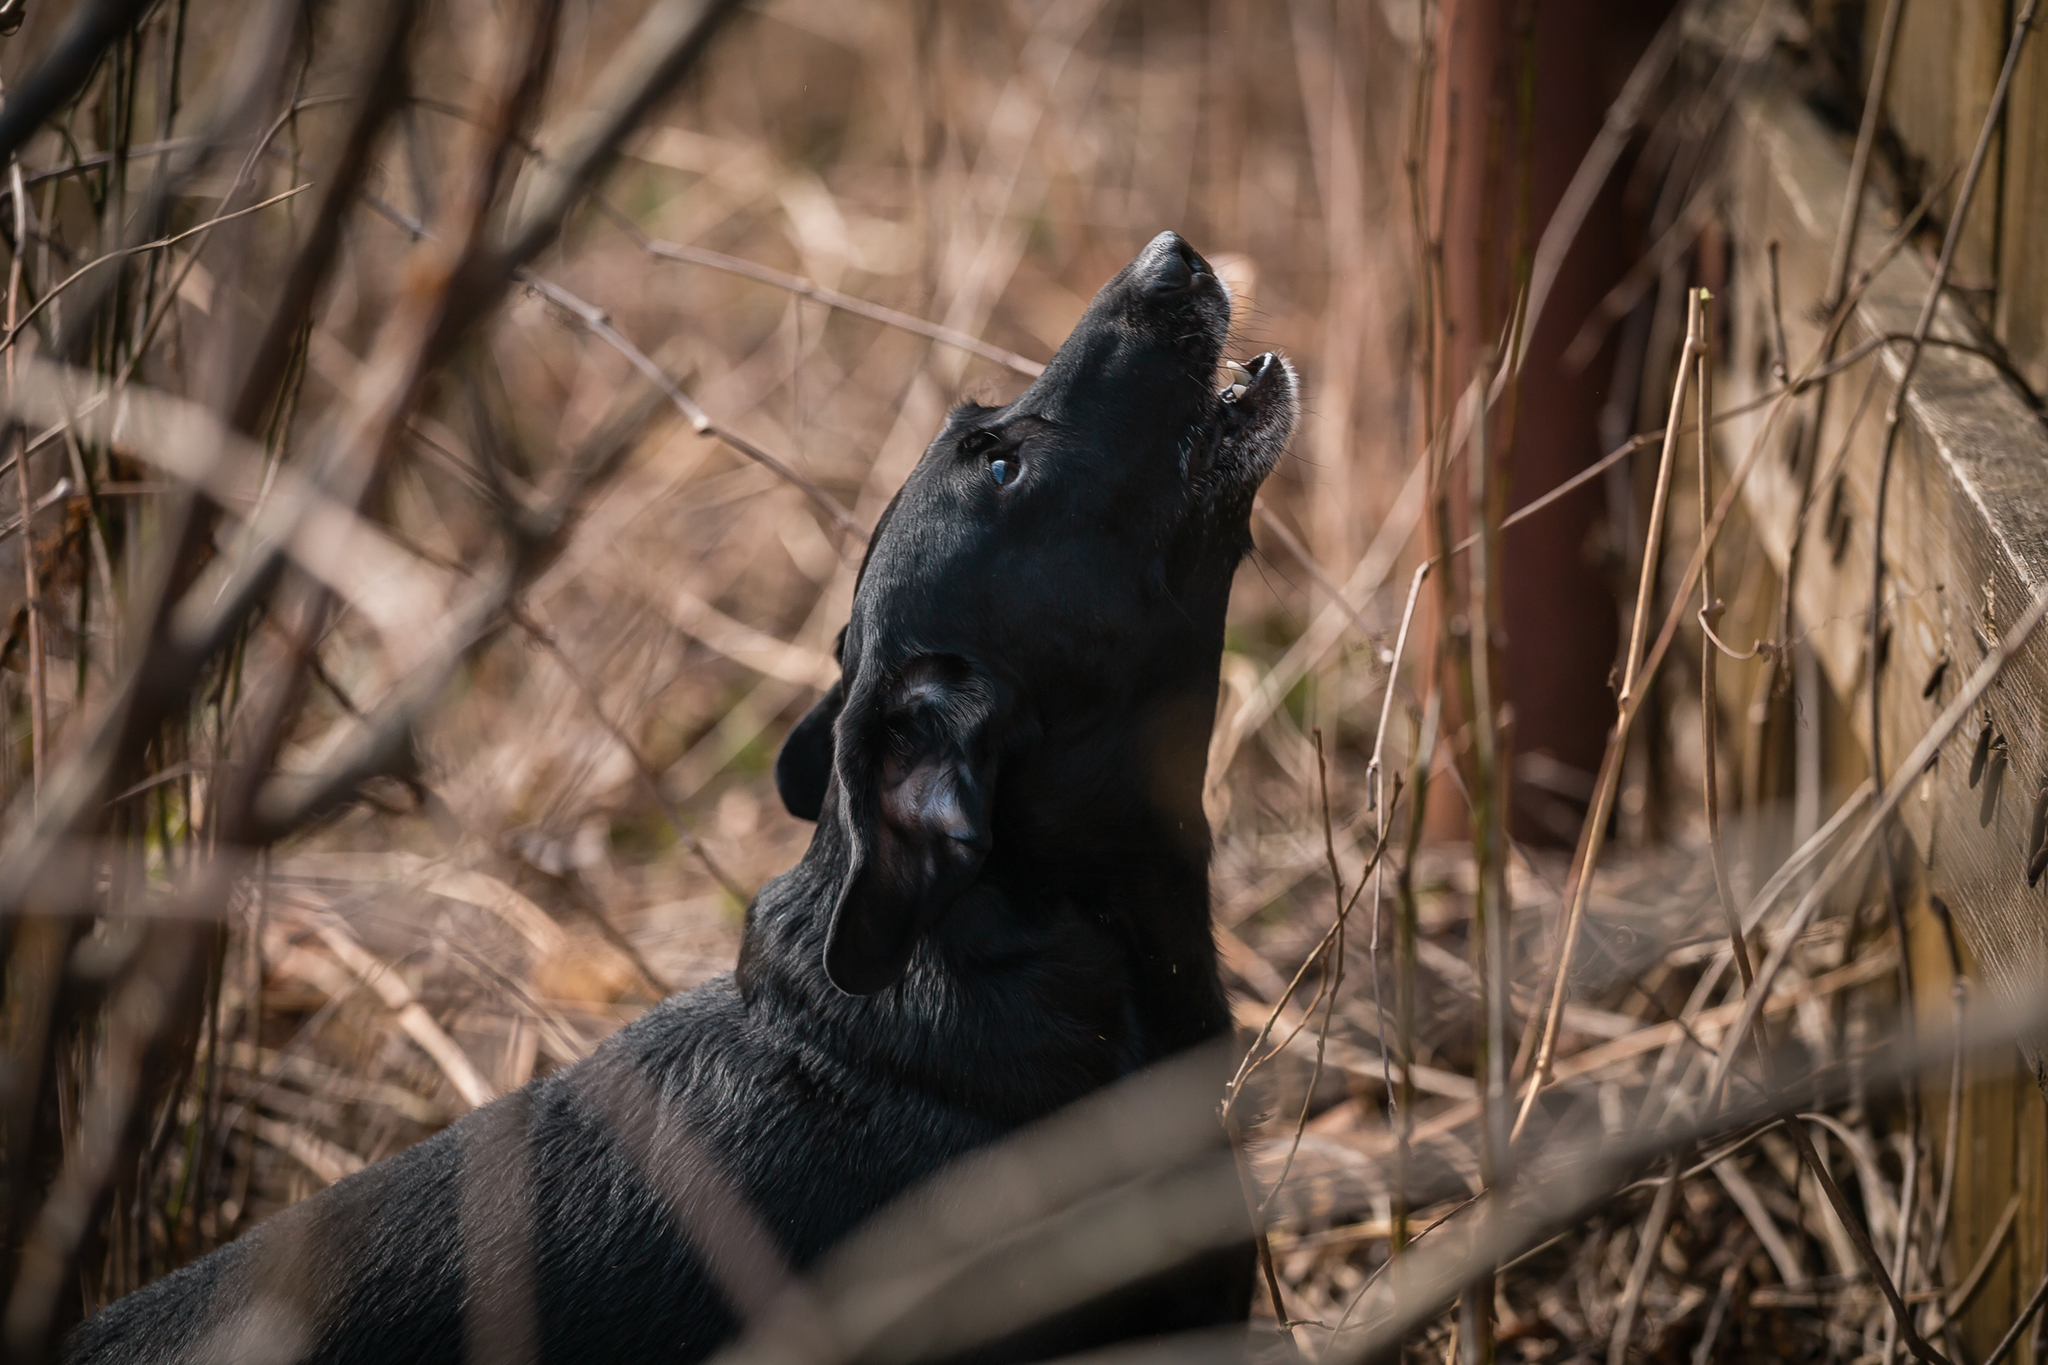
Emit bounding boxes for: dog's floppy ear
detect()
[776,680,842,822]
[825,655,997,995]
[775,631,847,821]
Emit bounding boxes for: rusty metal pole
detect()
[1424,0,1674,847]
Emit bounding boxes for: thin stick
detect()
[1261,731,1347,1208]
[1392,684,1439,1256]
[0,182,310,353]
[1665,281,1937,1353]
[1695,289,1748,987]
[1766,241,1789,383]
[1369,564,1431,808]
[1621,291,1700,712]
[1825,0,1908,308]
[1225,819,1399,1106]
[5,152,39,805]
[112,98,347,394]
[1607,1160,1680,1365]
[1514,290,1703,1139]
[1979,1262,2048,1365]
[517,272,866,544]
[1225,1107,1297,1351]
[597,203,1048,379]
[1781,1117,1950,1364]
[1365,563,1429,1159]
[1489,319,1964,556]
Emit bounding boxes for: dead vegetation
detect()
[0,1,2044,1362]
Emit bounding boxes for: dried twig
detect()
[0,183,310,354]
[1516,290,1705,1139]
[597,202,1047,379]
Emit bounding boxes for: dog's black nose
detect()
[1133,231,1213,296]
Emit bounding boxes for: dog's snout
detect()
[1134,230,1213,297]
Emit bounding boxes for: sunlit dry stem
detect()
[1514,290,1703,1140]
[1221,1102,1296,1351]
[1620,292,1701,712]
[1385,621,1435,1264]
[1694,290,1749,989]
[1366,559,1430,1238]
[1510,163,1962,1144]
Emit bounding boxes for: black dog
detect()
[64,232,1298,1365]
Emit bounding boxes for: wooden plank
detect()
[1723,72,2048,1365]
[1902,872,2046,1360]
[1868,0,2006,320]
[1719,84,2048,1083]
[1996,0,2048,394]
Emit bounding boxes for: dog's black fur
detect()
[64,232,1298,1365]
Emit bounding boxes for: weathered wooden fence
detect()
[1716,3,2048,1346]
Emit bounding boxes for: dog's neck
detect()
[738,693,1229,1118]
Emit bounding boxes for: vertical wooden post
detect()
[1424,0,1674,844]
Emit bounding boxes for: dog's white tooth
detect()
[1225,383,1248,401]
[1222,360,1251,385]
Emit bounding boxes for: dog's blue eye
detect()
[989,458,1014,487]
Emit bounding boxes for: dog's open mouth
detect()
[1216,351,1284,408]
[1189,350,1297,489]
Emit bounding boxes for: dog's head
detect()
[776,232,1297,995]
